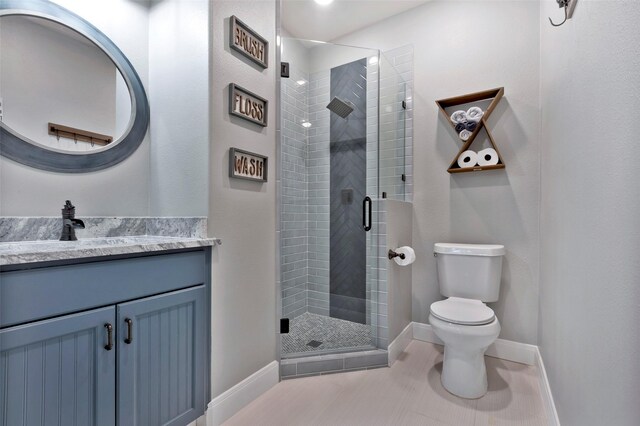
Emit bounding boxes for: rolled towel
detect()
[459,129,472,141]
[457,150,478,168]
[455,122,466,133]
[467,106,484,122]
[450,110,468,124]
[465,121,478,132]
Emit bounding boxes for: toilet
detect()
[429,243,505,399]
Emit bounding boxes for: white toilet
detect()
[429,243,505,399]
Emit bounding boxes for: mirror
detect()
[1,15,131,152]
[0,0,149,173]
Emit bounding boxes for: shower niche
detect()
[277,37,410,375]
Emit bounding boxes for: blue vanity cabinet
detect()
[0,248,211,426]
[0,306,117,426]
[117,286,206,426]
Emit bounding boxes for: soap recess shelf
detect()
[436,87,505,174]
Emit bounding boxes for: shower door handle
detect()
[363,196,372,232]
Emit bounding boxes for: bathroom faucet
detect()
[60,200,85,241]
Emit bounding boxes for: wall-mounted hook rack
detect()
[48,122,113,146]
[549,0,577,27]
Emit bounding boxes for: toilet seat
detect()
[430,297,495,325]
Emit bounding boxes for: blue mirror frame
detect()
[0,0,150,173]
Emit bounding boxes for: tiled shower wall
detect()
[306,70,331,317]
[281,64,309,319]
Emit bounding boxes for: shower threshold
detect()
[280,312,388,378]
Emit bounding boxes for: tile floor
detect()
[226,340,549,425]
[282,312,374,355]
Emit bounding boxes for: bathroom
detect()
[0,0,638,425]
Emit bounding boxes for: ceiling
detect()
[281,0,430,42]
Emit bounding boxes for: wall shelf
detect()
[435,87,505,174]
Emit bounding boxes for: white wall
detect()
[385,200,413,343]
[0,0,150,216]
[148,0,209,217]
[539,1,640,424]
[209,1,277,397]
[336,1,541,344]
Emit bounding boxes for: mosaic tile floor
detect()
[282,312,374,355]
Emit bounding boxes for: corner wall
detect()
[539,2,640,424]
[336,1,541,344]
[209,1,277,397]
[148,0,210,217]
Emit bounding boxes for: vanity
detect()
[0,237,213,426]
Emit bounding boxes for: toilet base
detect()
[428,314,500,399]
[441,346,488,399]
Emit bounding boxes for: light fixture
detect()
[296,80,307,86]
[314,0,334,5]
[369,56,379,65]
[301,121,312,128]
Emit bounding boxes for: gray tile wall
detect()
[329,59,368,324]
[306,70,331,317]
[281,64,309,319]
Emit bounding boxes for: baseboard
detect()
[206,361,279,426]
[388,322,413,366]
[535,347,561,425]
[411,322,537,366]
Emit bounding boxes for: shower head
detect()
[326,97,354,118]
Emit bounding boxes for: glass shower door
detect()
[279,38,380,357]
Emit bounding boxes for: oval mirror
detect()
[0,0,149,173]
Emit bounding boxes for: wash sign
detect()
[229,148,268,182]
[229,15,268,69]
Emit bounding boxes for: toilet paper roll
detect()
[393,246,416,266]
[477,148,499,166]
[457,150,478,168]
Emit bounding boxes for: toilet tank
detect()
[434,243,505,302]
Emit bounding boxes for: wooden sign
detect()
[229,84,268,127]
[229,15,268,69]
[229,148,268,182]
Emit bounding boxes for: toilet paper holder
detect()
[388,249,406,260]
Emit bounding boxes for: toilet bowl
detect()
[429,297,500,398]
[430,243,505,399]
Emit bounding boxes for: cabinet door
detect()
[0,307,116,426]
[117,286,206,426]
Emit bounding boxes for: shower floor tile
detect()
[282,312,374,355]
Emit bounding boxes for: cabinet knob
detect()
[125,318,133,344]
[104,323,113,350]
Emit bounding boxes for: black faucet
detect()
[60,200,85,241]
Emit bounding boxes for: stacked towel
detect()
[450,110,468,124]
[459,129,472,141]
[466,106,484,122]
[465,121,477,132]
[450,106,484,141]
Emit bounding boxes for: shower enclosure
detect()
[277,37,408,365]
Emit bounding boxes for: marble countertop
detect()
[0,236,220,266]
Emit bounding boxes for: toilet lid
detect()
[430,297,495,325]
